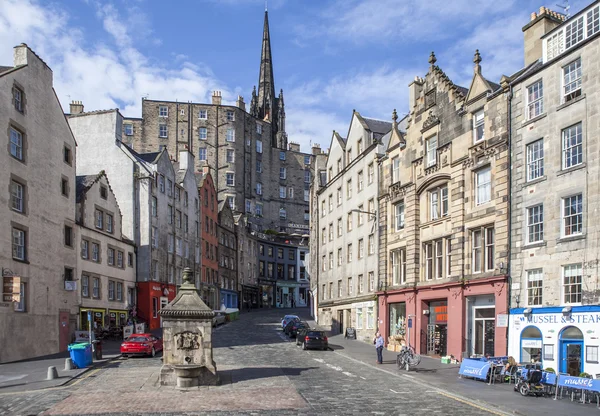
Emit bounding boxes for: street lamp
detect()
[350,208,377,220]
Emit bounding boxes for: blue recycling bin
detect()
[68,343,93,368]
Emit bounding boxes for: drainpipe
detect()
[505,84,514,356]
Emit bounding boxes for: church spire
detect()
[257,10,276,123]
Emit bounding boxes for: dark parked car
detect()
[284,320,309,338]
[296,330,328,350]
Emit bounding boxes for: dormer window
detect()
[473,109,484,143]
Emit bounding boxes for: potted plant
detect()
[579,372,591,378]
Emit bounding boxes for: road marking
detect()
[360,376,366,380]
[342,371,355,377]
[326,363,343,371]
[402,374,415,379]
[389,389,411,394]
[437,391,508,416]
[313,358,324,363]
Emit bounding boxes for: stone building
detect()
[218,202,238,308]
[0,44,78,362]
[378,51,510,359]
[313,111,392,341]
[507,4,600,376]
[197,172,219,309]
[68,108,201,330]
[125,11,314,237]
[235,214,260,309]
[75,172,136,331]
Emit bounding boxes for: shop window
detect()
[543,344,554,361]
[366,306,374,329]
[389,302,406,337]
[520,326,542,363]
[586,346,599,363]
[356,307,363,329]
[473,307,495,357]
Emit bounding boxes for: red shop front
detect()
[378,275,508,360]
[136,282,176,330]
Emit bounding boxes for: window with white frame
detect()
[347,243,353,262]
[338,280,342,297]
[358,274,364,293]
[81,240,89,259]
[527,204,544,243]
[527,80,544,119]
[226,149,235,163]
[391,157,400,183]
[95,210,103,229]
[159,105,168,117]
[198,127,207,140]
[321,227,326,243]
[152,226,158,248]
[368,234,375,255]
[562,123,582,169]
[358,239,364,259]
[473,109,485,142]
[356,307,363,329]
[546,30,564,61]
[256,182,262,195]
[347,212,353,232]
[367,271,374,292]
[391,249,404,286]
[358,171,364,192]
[475,167,491,205]
[394,201,405,231]
[226,111,234,121]
[81,275,89,297]
[279,186,286,199]
[328,224,333,241]
[255,203,263,216]
[565,15,584,49]
[321,201,326,217]
[108,281,115,300]
[368,163,374,184]
[93,277,100,298]
[106,214,113,233]
[13,86,23,112]
[526,139,544,181]
[563,264,582,304]
[151,197,157,217]
[11,180,24,213]
[288,187,294,199]
[429,185,448,220]
[347,148,352,164]
[10,127,23,160]
[527,269,543,306]
[279,151,286,161]
[280,167,287,180]
[329,252,333,270]
[588,5,600,37]
[226,172,234,187]
[279,208,287,219]
[337,158,342,173]
[108,248,115,265]
[446,239,451,277]
[562,194,583,236]
[424,241,434,280]
[12,228,25,260]
[587,345,599,364]
[168,234,174,253]
[304,170,310,183]
[472,227,494,273]
[337,218,342,237]
[227,195,236,211]
[245,199,251,213]
[159,124,168,138]
[357,139,363,154]
[337,248,342,266]
[256,140,263,153]
[347,179,352,199]
[124,124,133,136]
[304,190,309,202]
[199,109,207,119]
[226,129,235,142]
[426,136,437,167]
[198,147,207,161]
[347,277,353,295]
[92,243,99,262]
[357,204,364,226]
[337,187,342,205]
[368,199,375,216]
[563,59,582,102]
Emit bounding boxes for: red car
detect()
[120,333,163,357]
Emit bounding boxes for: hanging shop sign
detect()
[2,276,20,302]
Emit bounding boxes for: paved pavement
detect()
[0,308,597,415]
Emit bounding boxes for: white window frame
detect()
[226,149,235,163]
[527,80,544,119]
[562,264,582,305]
[279,208,287,219]
[159,106,168,117]
[527,269,543,306]
[159,124,168,138]
[473,109,485,143]
[356,307,363,329]
[562,194,583,237]
[562,123,583,170]
[11,180,24,212]
[526,139,544,181]
[563,59,583,103]
[198,147,207,161]
[256,183,262,195]
[471,226,494,273]
[475,167,491,205]
[12,228,25,260]
[394,201,405,231]
[368,163,374,184]
[358,170,364,192]
[226,172,235,187]
[279,186,286,199]
[527,204,544,244]
[124,124,133,136]
[226,111,235,121]
[426,136,437,167]
[256,140,263,153]
[280,167,287,180]
[226,128,235,142]
[10,127,23,160]
[368,234,375,255]
[199,109,207,119]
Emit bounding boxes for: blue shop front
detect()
[220,288,238,309]
[508,306,600,376]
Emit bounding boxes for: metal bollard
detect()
[64,358,74,371]
[47,366,59,380]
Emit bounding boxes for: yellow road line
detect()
[437,391,508,416]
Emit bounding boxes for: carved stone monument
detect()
[159,267,219,387]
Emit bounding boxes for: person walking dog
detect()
[374,331,384,364]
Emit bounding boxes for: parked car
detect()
[281,314,300,329]
[284,320,309,338]
[297,330,328,351]
[120,333,163,357]
[212,311,226,327]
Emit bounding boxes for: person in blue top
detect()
[374,331,384,364]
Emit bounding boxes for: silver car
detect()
[212,311,226,327]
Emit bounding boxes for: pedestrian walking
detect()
[373,331,384,364]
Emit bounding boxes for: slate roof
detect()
[362,117,392,139]
[122,143,161,165]
[0,66,12,73]
[76,174,100,203]
[456,85,469,96]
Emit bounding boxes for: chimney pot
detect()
[212,91,222,106]
[70,100,84,115]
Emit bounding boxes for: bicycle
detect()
[396,345,421,371]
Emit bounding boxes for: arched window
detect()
[560,326,583,339]
[520,326,543,363]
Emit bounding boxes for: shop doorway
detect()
[473,307,495,356]
[338,310,344,335]
[560,326,584,376]
[159,297,168,326]
[426,301,448,356]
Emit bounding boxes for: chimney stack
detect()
[522,6,565,66]
[312,143,321,155]
[236,95,245,111]
[70,100,84,115]
[211,91,222,106]
[288,142,300,152]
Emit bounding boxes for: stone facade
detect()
[379,52,510,359]
[235,214,260,309]
[218,202,238,309]
[313,111,392,342]
[507,3,600,376]
[75,172,136,331]
[0,44,78,362]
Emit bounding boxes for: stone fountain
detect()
[159,267,219,387]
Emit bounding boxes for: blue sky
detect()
[0,0,590,153]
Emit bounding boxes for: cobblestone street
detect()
[1,309,512,415]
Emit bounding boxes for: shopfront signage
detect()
[2,276,20,302]
[518,313,600,324]
[288,223,309,230]
[152,285,161,291]
[123,325,134,339]
[557,374,600,391]
[521,339,542,348]
[458,359,490,381]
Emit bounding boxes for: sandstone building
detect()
[378,51,510,359]
[0,45,78,362]
[507,4,600,377]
